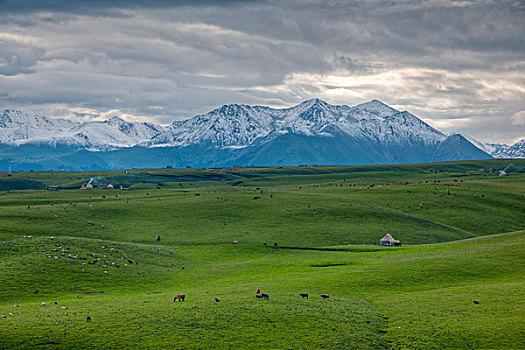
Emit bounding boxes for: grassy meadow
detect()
[0,159,524,349]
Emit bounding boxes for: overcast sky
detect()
[0,0,524,144]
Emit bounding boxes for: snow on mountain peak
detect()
[484,138,525,158]
[353,99,398,118]
[0,109,79,145]
[0,100,498,156]
[105,116,126,125]
[300,98,329,107]
[458,135,525,159]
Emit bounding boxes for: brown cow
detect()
[173,295,186,302]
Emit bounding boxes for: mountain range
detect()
[0,99,521,171]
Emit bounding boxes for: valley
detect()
[0,159,523,348]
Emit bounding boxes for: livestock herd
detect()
[171,290,330,303]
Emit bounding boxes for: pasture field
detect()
[0,159,524,349]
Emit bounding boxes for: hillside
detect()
[0,231,523,348]
[0,160,524,349]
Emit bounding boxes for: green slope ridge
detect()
[0,232,523,349]
[0,160,523,349]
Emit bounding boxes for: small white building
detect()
[380,233,401,246]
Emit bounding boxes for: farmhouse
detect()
[380,233,401,246]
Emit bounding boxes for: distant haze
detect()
[0,0,523,144]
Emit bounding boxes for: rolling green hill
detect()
[0,159,523,349]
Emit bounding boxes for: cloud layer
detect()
[0,0,524,143]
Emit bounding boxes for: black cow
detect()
[299,293,308,299]
[321,294,329,300]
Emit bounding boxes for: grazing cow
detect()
[255,295,263,299]
[299,293,308,299]
[215,298,220,302]
[321,294,330,300]
[86,316,91,322]
[473,300,480,304]
[157,235,161,241]
[261,293,269,300]
[173,295,186,302]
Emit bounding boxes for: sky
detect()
[0,0,524,144]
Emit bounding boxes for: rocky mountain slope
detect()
[0,99,497,170]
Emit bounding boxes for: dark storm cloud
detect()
[0,0,523,143]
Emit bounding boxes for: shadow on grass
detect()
[270,246,387,253]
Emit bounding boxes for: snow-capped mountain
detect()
[484,140,525,158]
[148,104,275,148]
[0,109,78,145]
[147,99,446,148]
[462,135,525,159]
[0,110,162,149]
[74,117,163,149]
[0,99,496,170]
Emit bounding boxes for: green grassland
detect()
[0,159,524,349]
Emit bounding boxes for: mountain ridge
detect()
[1,99,516,170]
